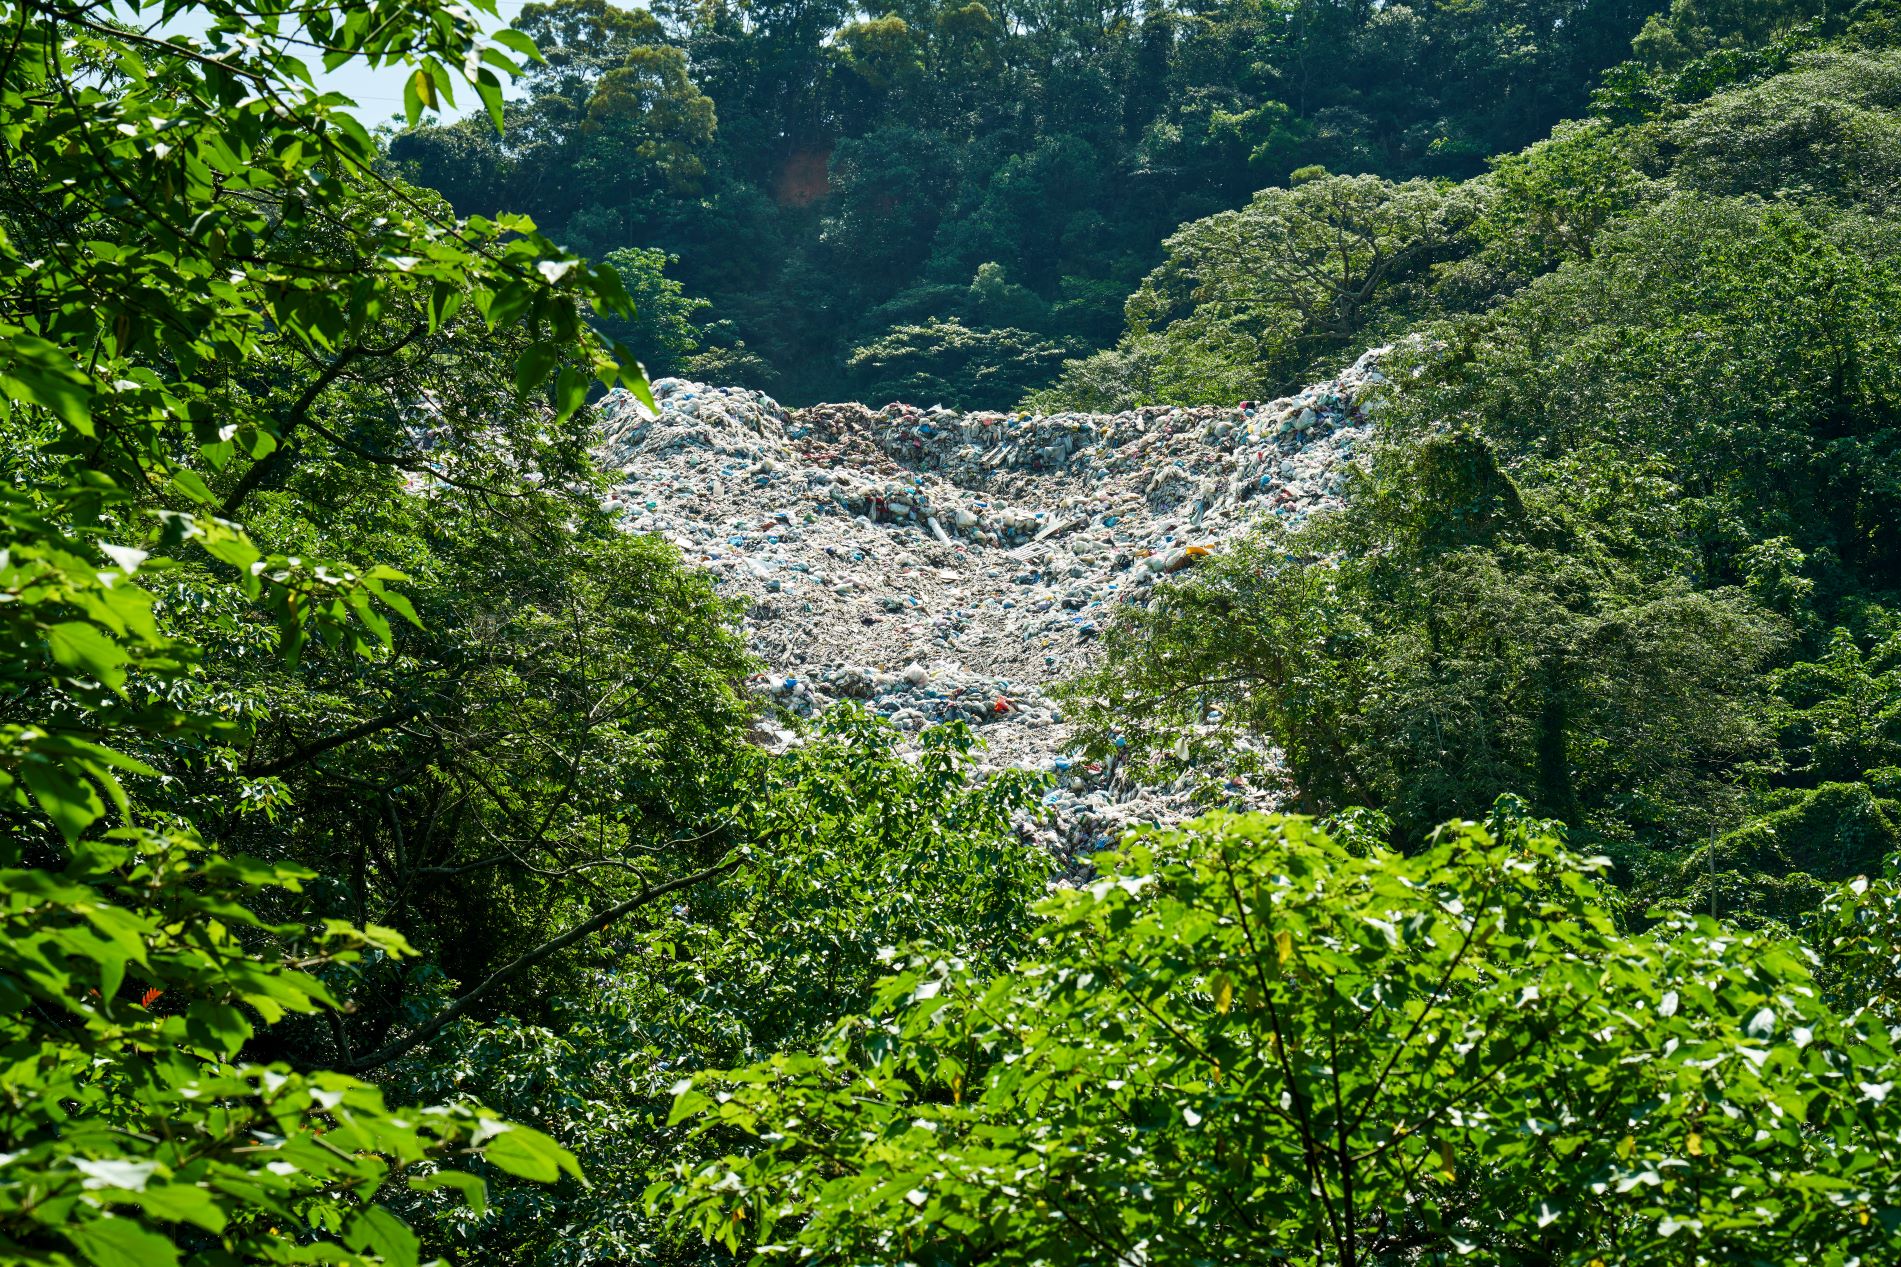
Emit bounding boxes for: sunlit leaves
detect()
[44,621,130,692]
[0,332,94,432]
[483,1124,588,1184]
[385,706,1044,1264]
[0,1,605,1261]
[663,810,1901,1265]
[0,820,583,1263]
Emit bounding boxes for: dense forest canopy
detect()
[1064,7,1901,925]
[389,0,1678,404]
[11,0,1901,1265]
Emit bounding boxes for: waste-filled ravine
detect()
[593,349,1391,861]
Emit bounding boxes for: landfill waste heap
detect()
[593,349,1391,860]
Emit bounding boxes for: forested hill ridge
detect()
[1052,3,1901,919]
[591,1,1901,929]
[390,0,1709,405]
[13,2,1901,1267]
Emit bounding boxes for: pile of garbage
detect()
[593,350,1391,857]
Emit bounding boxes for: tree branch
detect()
[220,346,365,515]
[299,414,531,498]
[220,322,428,515]
[342,853,747,1072]
[243,706,422,777]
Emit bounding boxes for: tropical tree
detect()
[847,318,1074,408]
[1063,432,1785,848]
[391,708,1050,1262]
[1076,172,1477,405]
[664,808,1901,1265]
[0,0,644,1258]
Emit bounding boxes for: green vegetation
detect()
[1064,7,1901,926]
[1067,436,1787,847]
[394,711,1047,1261]
[0,1,1036,1262]
[667,808,1901,1263]
[389,0,1686,403]
[0,1,632,1259]
[13,0,1901,1264]
[1039,172,1482,409]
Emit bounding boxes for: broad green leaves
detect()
[663,810,1901,1264]
[0,332,94,431]
[0,827,583,1266]
[0,1,610,1261]
[66,1218,181,1267]
[0,510,421,847]
[483,1124,589,1184]
[381,707,1045,1265]
[44,621,130,692]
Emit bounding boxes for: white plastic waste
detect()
[592,351,1393,858]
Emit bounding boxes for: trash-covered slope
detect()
[594,350,1389,857]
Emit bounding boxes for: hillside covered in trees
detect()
[10,1,1901,1266]
[389,0,1674,404]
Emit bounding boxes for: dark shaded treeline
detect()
[390,0,1665,404]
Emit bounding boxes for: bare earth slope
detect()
[594,350,1389,858]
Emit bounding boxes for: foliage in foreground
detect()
[390,709,1050,1263]
[0,827,580,1266]
[0,0,625,1259]
[665,807,1901,1265]
[11,1,1900,1263]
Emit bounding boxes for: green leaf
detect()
[667,1082,713,1126]
[491,28,543,63]
[474,68,506,134]
[346,587,393,648]
[169,470,217,506]
[195,528,262,571]
[481,1125,584,1185]
[553,365,588,422]
[184,1001,254,1058]
[75,741,162,779]
[242,427,279,461]
[403,68,435,129]
[513,342,559,398]
[134,1184,228,1234]
[605,338,655,410]
[345,1206,420,1267]
[376,587,421,629]
[486,278,536,329]
[67,1216,181,1267]
[2,335,93,434]
[99,950,126,1000]
[45,621,128,691]
[409,1170,487,1217]
[426,282,465,333]
[22,759,106,843]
